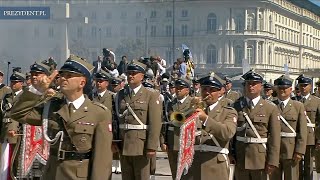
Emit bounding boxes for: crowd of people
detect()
[0,50,320,180]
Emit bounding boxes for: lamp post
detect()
[145,18,148,57]
[172,0,175,65]
[99,28,102,51]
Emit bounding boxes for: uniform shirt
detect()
[66,94,85,110]
[98,89,107,97]
[130,84,142,95]
[301,93,310,100]
[246,96,261,108]
[178,95,188,104]
[279,97,290,108]
[203,101,219,126]
[14,89,23,97]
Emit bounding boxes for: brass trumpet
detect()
[170,96,208,126]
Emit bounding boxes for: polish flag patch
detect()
[108,123,112,132]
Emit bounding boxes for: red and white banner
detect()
[175,113,198,180]
[19,124,50,177]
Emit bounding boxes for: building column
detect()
[225,40,229,64]
[255,40,259,64]
[218,42,222,64]
[244,9,248,31]
[229,8,233,31]
[230,40,234,64]
[256,7,260,31]
[244,40,248,60]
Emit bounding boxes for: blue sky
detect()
[310,0,320,6]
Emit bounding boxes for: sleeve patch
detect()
[108,123,112,132]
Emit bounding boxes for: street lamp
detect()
[172,0,175,65]
[99,28,102,51]
[145,18,148,57]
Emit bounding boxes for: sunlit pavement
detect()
[111,152,320,179]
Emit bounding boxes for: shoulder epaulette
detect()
[92,101,109,111]
[264,99,276,106]
[145,87,157,92]
[223,106,234,110]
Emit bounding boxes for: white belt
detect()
[168,126,175,131]
[280,132,296,137]
[119,124,148,130]
[236,136,268,143]
[307,123,315,128]
[194,144,229,154]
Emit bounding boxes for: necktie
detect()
[248,100,254,109]
[68,103,75,118]
[302,97,306,103]
[280,102,285,111]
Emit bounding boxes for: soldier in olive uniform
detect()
[1,72,25,178]
[116,61,162,180]
[313,80,320,98]
[269,75,307,180]
[0,70,12,143]
[160,78,193,179]
[263,83,277,101]
[233,70,281,180]
[182,73,238,180]
[192,77,201,97]
[93,70,113,110]
[225,77,240,102]
[10,56,113,180]
[219,81,234,107]
[296,74,320,180]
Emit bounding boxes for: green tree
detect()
[69,39,90,60]
[115,38,145,61]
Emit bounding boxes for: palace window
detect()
[207,13,217,33]
[151,25,156,37]
[235,16,243,33]
[136,26,141,37]
[259,14,263,31]
[247,45,254,64]
[181,25,188,36]
[235,46,243,66]
[247,14,255,31]
[207,45,217,64]
[166,25,172,37]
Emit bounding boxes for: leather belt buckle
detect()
[58,150,65,160]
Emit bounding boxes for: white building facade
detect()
[0,0,319,82]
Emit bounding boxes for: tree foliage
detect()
[115,38,145,61]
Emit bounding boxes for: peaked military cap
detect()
[127,60,147,73]
[142,81,155,88]
[199,72,224,89]
[263,83,273,89]
[175,78,191,88]
[296,74,312,84]
[60,54,94,79]
[94,70,111,81]
[169,81,175,87]
[30,61,51,76]
[26,72,31,79]
[242,69,263,82]
[274,75,293,87]
[10,72,26,82]
[192,76,200,84]
[111,77,122,85]
[224,77,232,84]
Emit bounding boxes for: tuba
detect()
[170,96,207,126]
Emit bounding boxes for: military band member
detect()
[269,75,307,180]
[160,78,193,179]
[263,83,277,101]
[116,60,162,180]
[219,82,234,107]
[233,70,281,180]
[192,77,201,97]
[168,81,176,99]
[93,70,113,110]
[313,80,320,98]
[181,73,237,180]
[296,74,320,180]
[225,77,240,102]
[10,56,113,180]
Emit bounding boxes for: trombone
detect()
[170,95,208,126]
